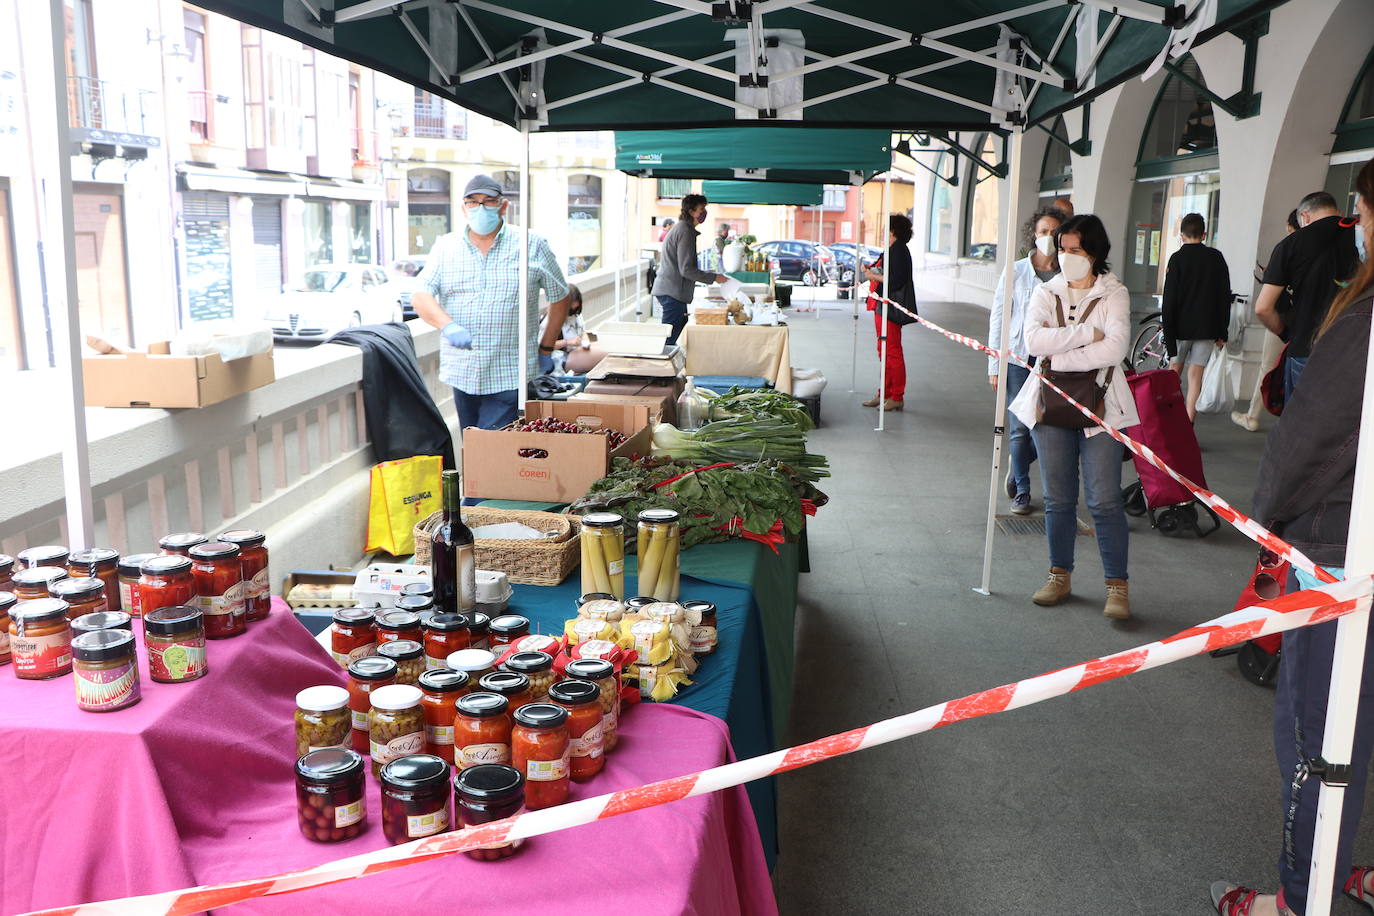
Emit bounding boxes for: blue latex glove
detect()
[538,352,555,374]
[442,322,472,349]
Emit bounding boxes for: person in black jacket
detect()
[860,214,917,412]
[1161,212,1231,422]
[1212,156,1374,916]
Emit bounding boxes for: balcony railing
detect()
[351,126,379,165]
[68,76,158,140]
[188,89,214,144]
[412,102,466,140]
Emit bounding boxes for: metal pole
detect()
[1305,302,1374,912]
[811,205,820,315]
[517,121,530,411]
[47,0,94,548]
[615,174,625,321]
[875,168,892,432]
[975,127,1024,596]
[850,181,864,392]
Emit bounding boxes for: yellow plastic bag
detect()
[364,455,443,557]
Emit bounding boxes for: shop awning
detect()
[177,164,307,196]
[701,180,824,205]
[616,128,889,184]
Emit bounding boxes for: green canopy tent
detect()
[616,128,891,185]
[699,181,824,205]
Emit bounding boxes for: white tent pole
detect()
[615,172,625,320]
[46,0,94,549]
[1305,303,1374,913]
[975,127,1023,596]
[850,181,864,392]
[517,121,530,410]
[875,168,892,432]
[633,180,642,320]
[811,205,819,313]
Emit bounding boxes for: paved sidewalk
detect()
[773,298,1371,914]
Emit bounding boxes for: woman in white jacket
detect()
[1010,214,1139,620]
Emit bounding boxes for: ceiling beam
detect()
[543,49,737,112]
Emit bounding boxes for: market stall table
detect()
[0,601,775,916]
[677,325,793,394]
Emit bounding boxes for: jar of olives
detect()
[502,651,556,702]
[566,657,621,753]
[380,754,452,845]
[295,685,351,756]
[368,684,425,778]
[377,639,424,686]
[295,748,367,843]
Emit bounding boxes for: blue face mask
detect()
[467,203,501,235]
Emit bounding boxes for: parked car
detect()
[968,242,998,261]
[825,243,882,296]
[389,256,428,320]
[263,264,403,342]
[753,240,835,286]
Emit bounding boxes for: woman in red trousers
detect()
[862,214,916,411]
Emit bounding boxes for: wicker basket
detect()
[412,507,581,587]
[694,307,729,325]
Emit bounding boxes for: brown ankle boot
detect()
[1032,568,1071,606]
[862,394,881,407]
[1104,579,1131,619]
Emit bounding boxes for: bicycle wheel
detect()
[1130,322,1170,371]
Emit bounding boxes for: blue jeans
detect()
[1005,363,1037,498]
[452,387,519,431]
[1031,424,1129,580]
[1286,356,1310,401]
[655,295,689,344]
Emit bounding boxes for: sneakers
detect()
[1004,468,1016,498]
[1011,493,1032,515]
[1231,411,1260,432]
[862,394,881,407]
[1104,579,1131,620]
[1032,568,1071,606]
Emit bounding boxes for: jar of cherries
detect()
[380,754,452,845]
[295,748,367,843]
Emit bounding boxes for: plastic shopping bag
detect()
[364,455,443,557]
[1195,346,1241,414]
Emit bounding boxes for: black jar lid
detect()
[682,599,717,617]
[469,613,490,634]
[50,576,105,601]
[71,628,135,662]
[578,592,615,606]
[381,753,450,791]
[144,605,204,636]
[68,547,119,569]
[625,596,656,611]
[378,639,423,662]
[375,610,421,631]
[566,658,615,682]
[219,528,266,548]
[140,555,193,576]
[189,541,240,561]
[423,613,470,633]
[503,650,553,675]
[478,671,530,697]
[454,691,509,719]
[488,614,530,635]
[395,594,434,614]
[400,582,433,597]
[71,611,133,636]
[0,554,12,575]
[638,508,680,524]
[513,702,569,730]
[18,545,69,568]
[418,668,470,693]
[581,512,624,528]
[454,763,524,800]
[119,553,158,578]
[332,607,376,627]
[548,678,600,706]
[13,597,68,625]
[296,747,365,786]
[348,655,399,681]
[0,591,15,612]
[13,566,69,588]
[159,532,208,551]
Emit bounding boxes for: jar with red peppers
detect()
[453,764,525,861]
[331,608,377,668]
[422,614,471,669]
[12,567,68,602]
[468,613,491,651]
[380,754,452,845]
[0,591,14,665]
[0,555,12,594]
[9,598,73,679]
[159,532,207,557]
[346,655,397,754]
[453,692,511,770]
[377,639,424,686]
[488,615,530,649]
[18,546,69,570]
[143,606,208,683]
[549,679,605,781]
[67,548,120,612]
[395,594,434,620]
[139,556,196,617]
[49,577,106,621]
[189,542,246,639]
[478,671,533,718]
[219,529,270,622]
[118,554,156,618]
[296,748,367,843]
[418,668,470,763]
[502,651,556,702]
[375,610,422,645]
[566,657,620,753]
[511,703,570,810]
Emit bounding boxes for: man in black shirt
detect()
[1162,212,1231,422]
[1254,191,1360,395]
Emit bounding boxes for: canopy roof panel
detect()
[700,180,824,205]
[615,128,890,184]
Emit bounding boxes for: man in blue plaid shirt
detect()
[413,173,573,430]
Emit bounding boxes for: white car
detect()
[263,264,403,342]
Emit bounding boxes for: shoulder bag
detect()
[1039,294,1114,429]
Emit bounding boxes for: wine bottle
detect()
[431,470,476,613]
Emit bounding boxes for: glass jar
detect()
[636,509,681,601]
[453,692,512,770]
[549,679,605,781]
[487,614,531,649]
[625,596,656,613]
[72,629,141,712]
[139,555,196,617]
[395,594,434,618]
[378,639,424,686]
[117,553,156,618]
[71,611,133,639]
[10,598,73,679]
[0,554,12,594]
[580,598,626,623]
[566,658,620,753]
[375,610,422,645]
[346,656,398,753]
[401,581,433,600]
[468,613,491,651]
[159,532,207,557]
[49,577,106,621]
[380,754,453,845]
[296,747,367,843]
[189,541,246,639]
[330,608,377,669]
[219,529,270,622]
[682,599,718,656]
[575,591,615,614]
[454,764,525,860]
[422,613,471,669]
[418,668,470,763]
[296,685,351,756]
[502,651,556,702]
[18,545,69,570]
[67,548,120,612]
[446,648,496,682]
[580,512,626,598]
[368,684,425,778]
[507,634,562,658]
[511,703,570,810]
[143,606,208,683]
[12,566,68,602]
[478,671,532,718]
[0,591,13,665]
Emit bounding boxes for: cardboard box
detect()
[463,400,652,502]
[82,342,275,408]
[569,391,674,425]
[581,379,683,424]
[586,351,685,381]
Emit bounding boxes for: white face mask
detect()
[1034,235,1056,257]
[1060,252,1093,282]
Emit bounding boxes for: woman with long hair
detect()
[1213,157,1374,916]
[651,193,727,344]
[861,214,917,411]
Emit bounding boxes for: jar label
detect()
[457,545,477,608]
[247,568,270,601]
[527,752,570,782]
[514,635,558,654]
[573,619,607,642]
[119,580,139,617]
[570,722,604,759]
[602,707,618,740]
[371,731,425,763]
[331,642,377,668]
[198,580,246,617]
[424,654,448,670]
[74,659,140,710]
[334,800,363,828]
[426,724,455,746]
[638,664,659,698]
[577,639,618,659]
[12,630,72,676]
[607,559,624,577]
[689,625,717,652]
[458,742,510,769]
[407,807,450,838]
[149,640,207,681]
[0,631,9,656]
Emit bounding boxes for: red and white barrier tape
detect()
[874,297,1338,584]
[23,575,1372,916]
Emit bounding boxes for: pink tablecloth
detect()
[0,599,776,916]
